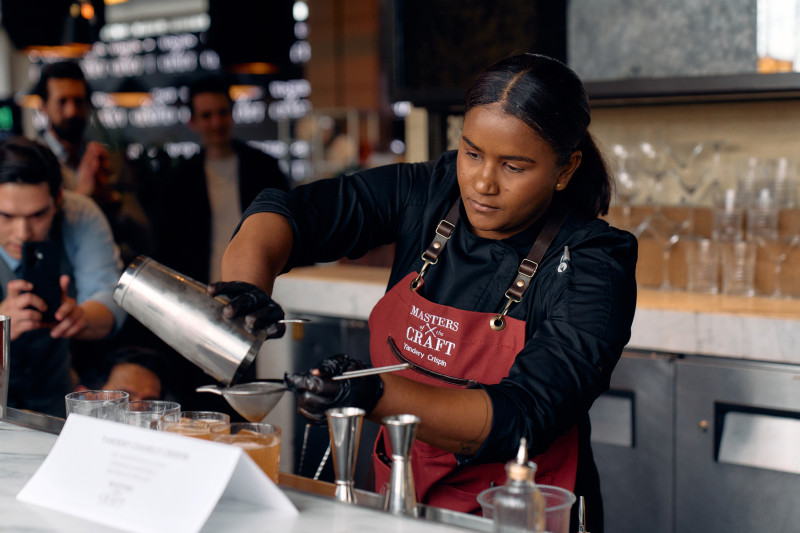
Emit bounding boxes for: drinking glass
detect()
[116,400,181,429]
[634,212,692,291]
[211,422,281,483]
[667,140,725,205]
[685,238,719,294]
[609,143,642,230]
[755,233,800,298]
[160,411,230,440]
[773,157,797,209]
[711,185,746,242]
[720,241,757,297]
[65,390,129,421]
[632,139,672,207]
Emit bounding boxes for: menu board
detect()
[30,9,309,180]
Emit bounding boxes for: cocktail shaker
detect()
[326,407,365,504]
[383,413,420,516]
[112,256,265,385]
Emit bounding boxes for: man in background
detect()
[33,61,153,265]
[152,74,289,415]
[34,61,116,210]
[0,136,125,417]
[75,346,172,402]
[156,74,290,284]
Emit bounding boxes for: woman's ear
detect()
[556,150,582,190]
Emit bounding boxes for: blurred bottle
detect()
[493,438,545,533]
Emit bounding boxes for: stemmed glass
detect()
[667,141,723,205]
[631,139,692,290]
[634,140,672,207]
[634,211,692,291]
[764,234,800,298]
[610,143,641,230]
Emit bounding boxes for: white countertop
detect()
[0,419,483,533]
[271,264,800,365]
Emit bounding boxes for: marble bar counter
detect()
[271,264,800,365]
[0,416,483,533]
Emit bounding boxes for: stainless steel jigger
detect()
[382,413,420,517]
[326,407,366,504]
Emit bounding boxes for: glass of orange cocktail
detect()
[160,411,231,440]
[211,422,281,483]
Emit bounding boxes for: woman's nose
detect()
[473,165,499,194]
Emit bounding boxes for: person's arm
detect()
[371,374,494,455]
[59,191,126,337]
[221,212,293,294]
[475,223,639,463]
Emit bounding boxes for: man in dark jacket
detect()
[156,75,290,284]
[152,75,289,414]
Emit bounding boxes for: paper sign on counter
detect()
[17,414,297,533]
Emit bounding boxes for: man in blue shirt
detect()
[0,136,125,417]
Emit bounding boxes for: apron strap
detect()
[410,199,461,291]
[411,197,570,329]
[490,204,570,331]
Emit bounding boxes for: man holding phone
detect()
[0,136,126,417]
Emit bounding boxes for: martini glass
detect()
[610,143,641,230]
[634,211,692,291]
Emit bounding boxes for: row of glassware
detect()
[606,140,799,297]
[64,391,281,482]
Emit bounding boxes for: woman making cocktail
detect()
[210,53,638,533]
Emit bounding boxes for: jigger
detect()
[326,407,366,504]
[382,413,420,517]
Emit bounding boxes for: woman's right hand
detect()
[284,354,384,424]
[206,281,286,339]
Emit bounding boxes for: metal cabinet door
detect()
[589,351,676,533]
[676,356,800,533]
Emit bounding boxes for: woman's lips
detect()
[468,198,498,213]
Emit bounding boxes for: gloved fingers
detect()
[294,387,347,424]
[244,309,286,332]
[315,354,367,377]
[207,281,255,299]
[262,321,286,340]
[227,291,283,321]
[207,281,285,334]
[284,371,346,398]
[296,404,328,425]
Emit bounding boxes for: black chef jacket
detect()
[239,150,638,527]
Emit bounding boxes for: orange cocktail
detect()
[212,423,281,482]
[161,411,231,440]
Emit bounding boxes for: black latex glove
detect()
[284,354,384,424]
[207,281,286,339]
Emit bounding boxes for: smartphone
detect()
[21,241,62,323]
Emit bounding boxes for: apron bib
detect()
[367,202,578,514]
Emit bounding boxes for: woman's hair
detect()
[464,53,612,218]
[0,136,62,198]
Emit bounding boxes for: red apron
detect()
[367,205,579,514]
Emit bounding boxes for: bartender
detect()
[211,53,637,533]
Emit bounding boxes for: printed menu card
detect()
[17,414,297,533]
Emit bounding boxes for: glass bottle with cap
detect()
[493,437,545,532]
